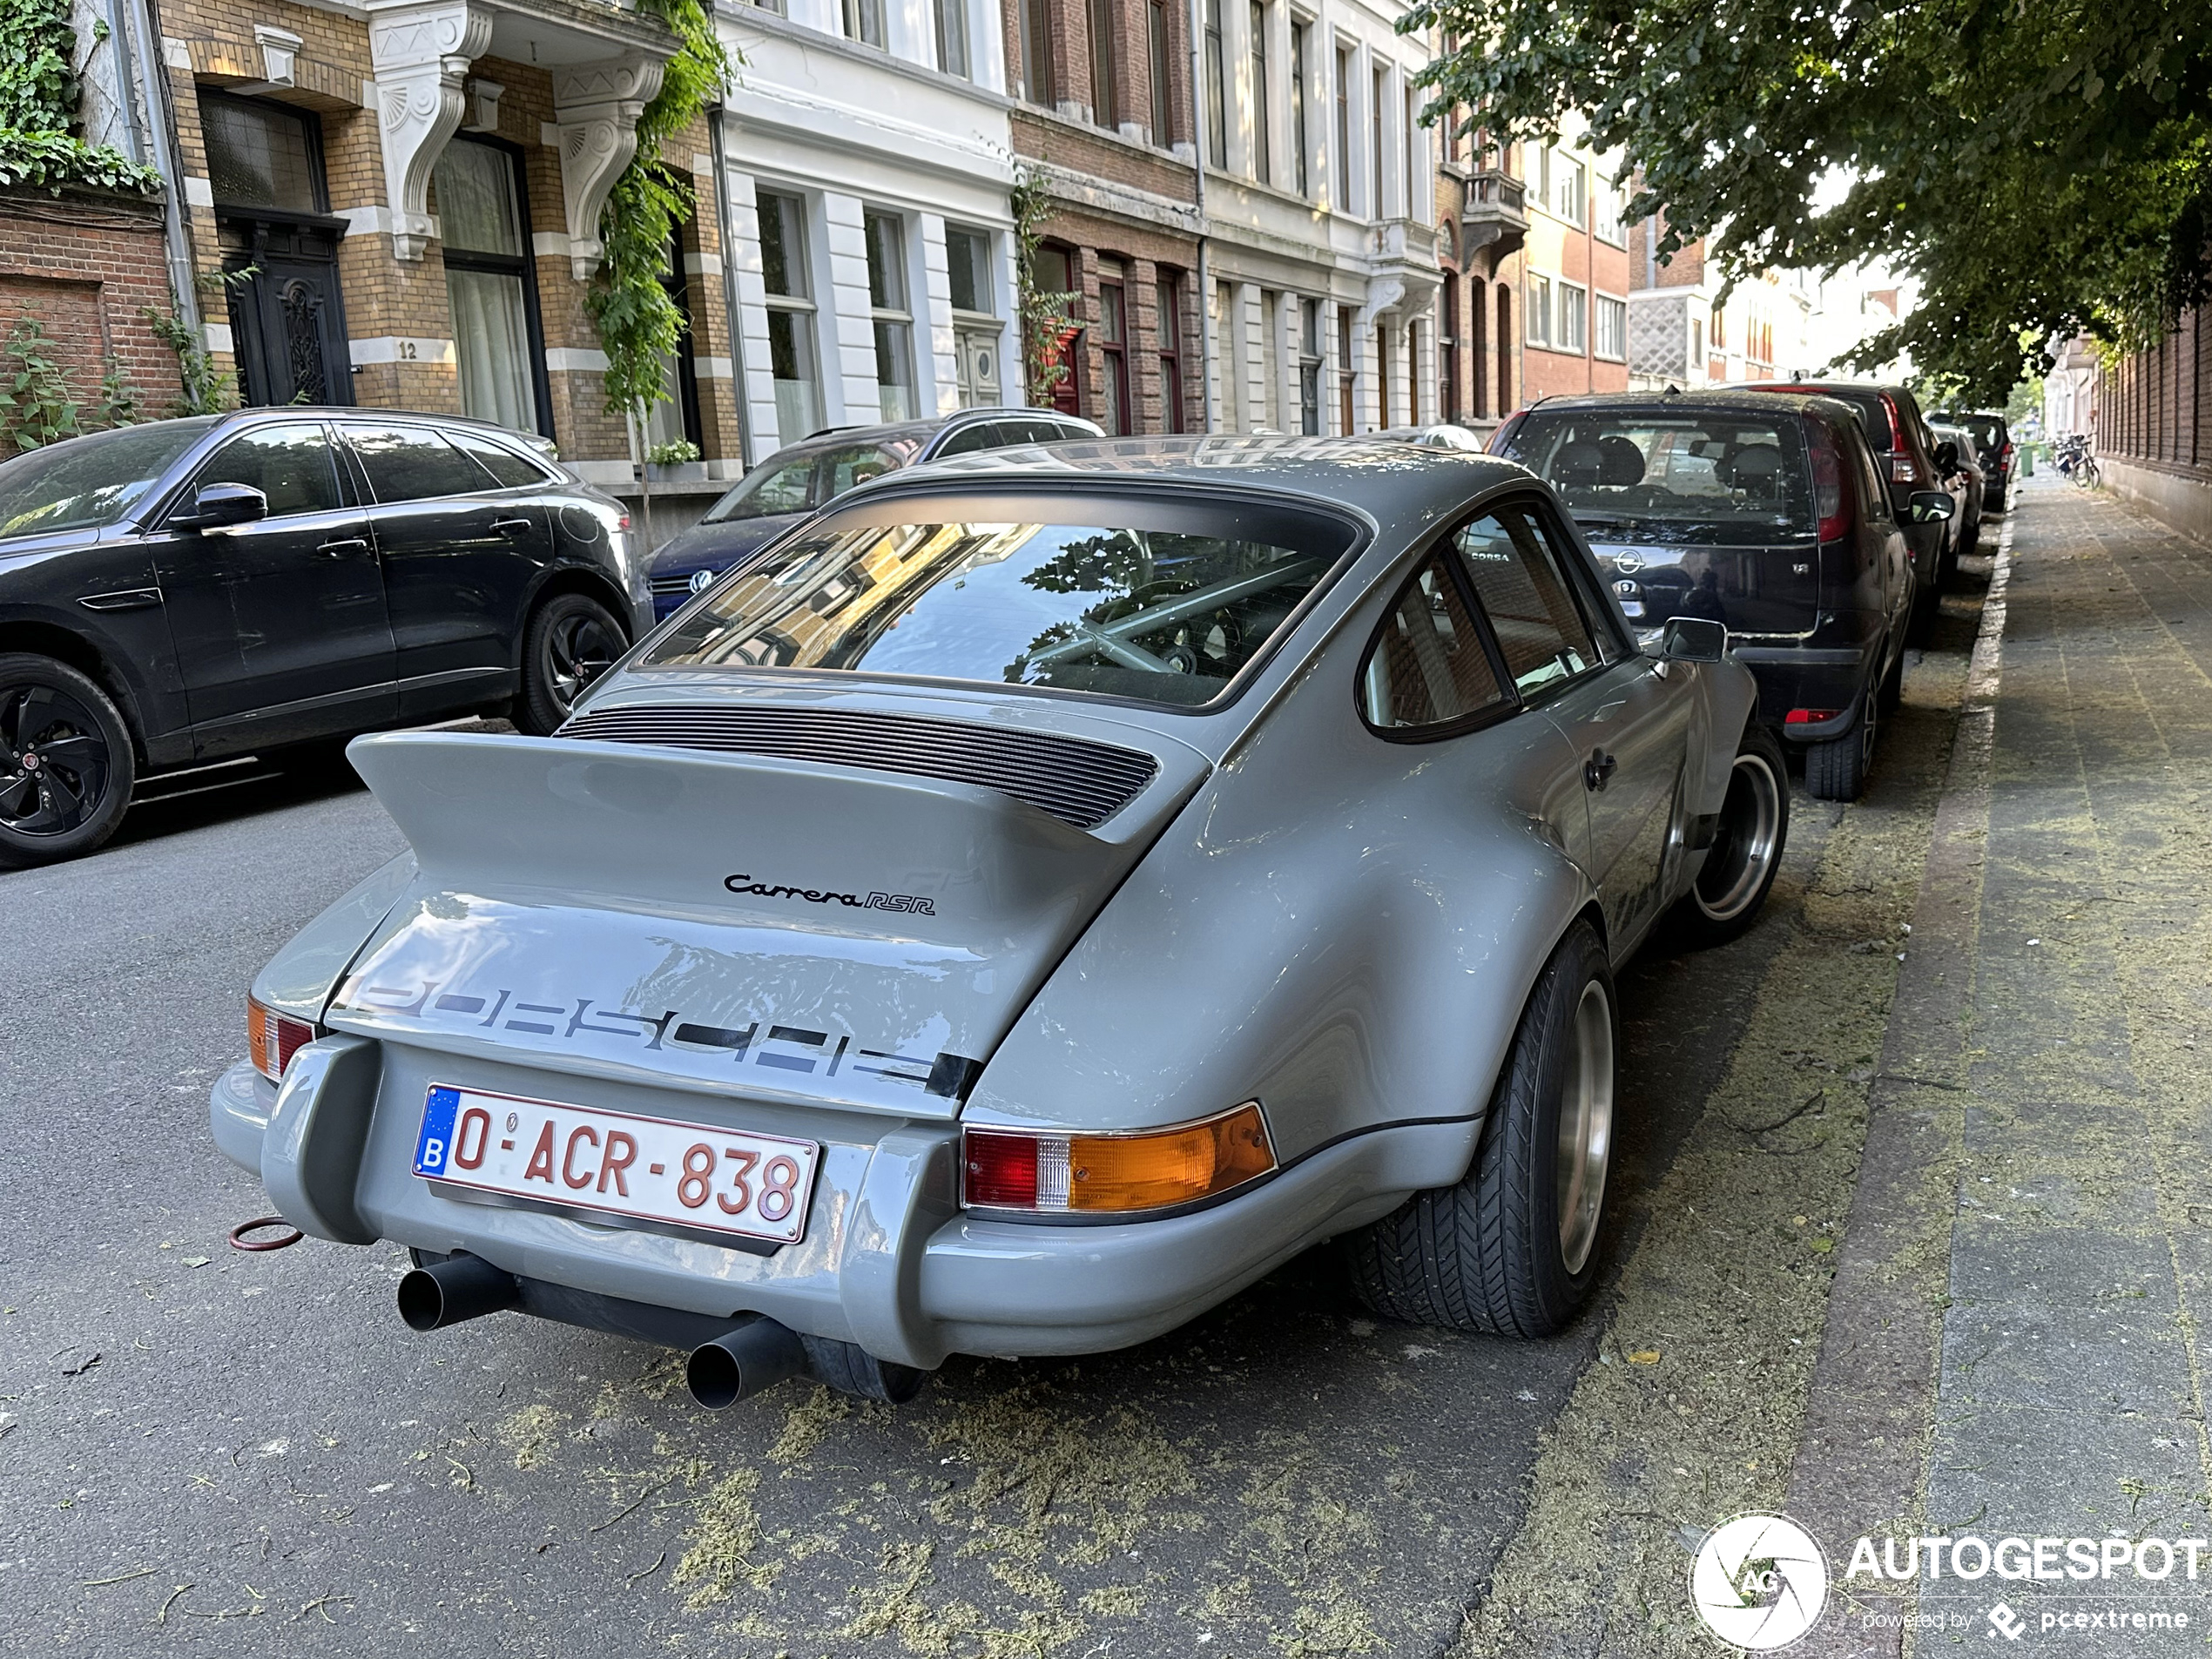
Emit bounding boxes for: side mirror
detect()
[1907,490,1957,523]
[175,482,268,531]
[1933,440,1959,475]
[1660,615,1727,663]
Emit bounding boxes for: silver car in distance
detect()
[212,435,1788,1408]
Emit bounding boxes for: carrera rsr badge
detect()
[724,873,936,915]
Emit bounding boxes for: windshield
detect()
[0,419,218,542]
[1932,412,2005,453]
[645,504,1350,707]
[1498,410,1817,544]
[700,442,909,524]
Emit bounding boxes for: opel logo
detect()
[1610,552,1645,575]
[688,567,718,594]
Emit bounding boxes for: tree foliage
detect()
[1409,0,2211,401]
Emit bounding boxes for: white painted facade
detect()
[712,0,1021,462]
[1199,0,1441,435]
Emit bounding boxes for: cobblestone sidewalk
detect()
[1793,477,2212,1656]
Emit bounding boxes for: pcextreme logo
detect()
[1689,1514,1831,1651]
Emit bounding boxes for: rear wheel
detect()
[1804,683,1878,801]
[517,591,626,734]
[0,654,135,867]
[1667,725,1788,949]
[1345,921,1616,1338]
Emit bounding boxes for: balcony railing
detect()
[1461,168,1529,272]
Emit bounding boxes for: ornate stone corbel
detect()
[552,56,666,281]
[367,0,493,260]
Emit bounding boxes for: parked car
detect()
[1491,389,1955,800]
[214,435,1786,1406]
[1928,408,2020,513]
[1373,423,1489,451]
[645,408,1103,622]
[0,409,643,867]
[1927,422,1987,556]
[1736,380,1971,617]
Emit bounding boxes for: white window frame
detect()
[1556,280,1587,353]
[1594,291,1627,362]
[863,206,917,421]
[1526,271,1553,347]
[756,186,823,444]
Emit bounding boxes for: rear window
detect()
[701,443,909,524]
[644,496,1355,708]
[1806,389,1898,451]
[1496,409,1817,544]
[1932,412,2006,454]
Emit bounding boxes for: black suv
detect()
[645,408,1103,621]
[1493,390,1957,799]
[1927,409,2020,514]
[0,408,642,866]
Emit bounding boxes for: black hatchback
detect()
[0,408,645,867]
[645,408,1103,621]
[1493,390,1958,800]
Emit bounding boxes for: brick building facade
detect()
[0,188,186,419]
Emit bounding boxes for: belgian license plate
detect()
[413,1083,819,1246]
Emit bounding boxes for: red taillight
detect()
[963,1130,1043,1208]
[247,997,317,1084]
[1886,452,1919,485]
[1786,708,1840,726]
[961,1105,1277,1215]
[1807,418,1851,542]
[617,513,632,531]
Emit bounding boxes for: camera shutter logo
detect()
[1689,1514,1830,1650]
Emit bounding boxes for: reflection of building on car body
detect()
[213,435,1788,1408]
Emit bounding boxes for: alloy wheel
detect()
[0,681,111,838]
[1692,750,1784,922]
[543,610,623,714]
[1554,980,1615,1277]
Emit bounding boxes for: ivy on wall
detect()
[0,0,161,197]
[584,0,732,421]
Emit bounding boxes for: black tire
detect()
[1876,637,1906,714]
[1804,683,1878,801]
[0,653,135,868]
[517,591,627,735]
[799,1334,924,1403]
[1666,724,1789,950]
[1345,921,1617,1338]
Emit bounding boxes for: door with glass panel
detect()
[434,138,550,436]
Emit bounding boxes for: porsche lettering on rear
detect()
[723,872,936,914]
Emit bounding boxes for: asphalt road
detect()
[0,647,1935,1656]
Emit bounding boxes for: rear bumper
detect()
[212,1045,1471,1370]
[1730,643,1877,739]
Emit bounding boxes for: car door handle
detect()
[1583,749,1617,792]
[491,517,535,536]
[317,537,372,559]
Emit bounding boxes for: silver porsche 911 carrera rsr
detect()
[212,435,1787,1406]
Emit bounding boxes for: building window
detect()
[864,211,915,421]
[758,191,821,442]
[1495,284,1512,410]
[1249,2,1271,185]
[1527,273,1552,347]
[1440,272,1459,422]
[434,138,547,437]
[1150,0,1174,145]
[935,0,969,78]
[1211,280,1238,430]
[1595,294,1626,361]
[1298,297,1321,434]
[1259,287,1282,429]
[1021,0,1054,104]
[642,234,704,460]
[1370,64,1387,219]
[201,92,324,212]
[1377,321,1391,425]
[1032,244,1082,415]
[1290,22,1311,198]
[1157,273,1184,432]
[1552,149,1586,225]
[1089,0,1118,128]
[1337,306,1354,433]
[1333,45,1352,212]
[1557,281,1587,354]
[1689,315,1704,368]
[1406,84,1422,219]
[1096,260,1130,435]
[843,0,886,48]
[1204,0,1227,168]
[947,224,1002,407]
[1469,276,1487,419]
[1594,179,1624,245]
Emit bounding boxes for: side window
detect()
[346,423,502,503]
[820,444,901,502]
[1359,553,1508,732]
[448,429,550,489]
[933,421,1007,458]
[192,423,342,519]
[1849,430,1890,521]
[1452,505,1606,697]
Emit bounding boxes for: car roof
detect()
[797,407,1101,448]
[1519,388,1847,416]
[855,433,1531,523]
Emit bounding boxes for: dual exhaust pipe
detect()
[396,1252,805,1408]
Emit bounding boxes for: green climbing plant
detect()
[0,0,161,198]
[145,307,237,417]
[1010,167,1072,408]
[0,315,82,452]
[93,354,139,427]
[584,0,732,421]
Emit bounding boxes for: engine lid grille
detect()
[556,705,1161,831]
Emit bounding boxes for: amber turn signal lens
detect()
[962,1103,1276,1215]
[247,997,317,1084]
